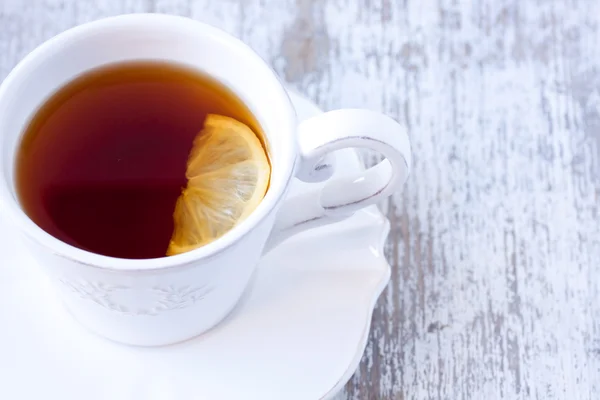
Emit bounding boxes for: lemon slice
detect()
[166,114,270,256]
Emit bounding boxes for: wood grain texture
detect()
[1,0,599,399]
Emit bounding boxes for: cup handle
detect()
[263,109,412,253]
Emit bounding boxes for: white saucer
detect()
[0,91,391,400]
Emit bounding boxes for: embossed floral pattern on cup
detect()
[60,279,213,316]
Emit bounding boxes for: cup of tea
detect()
[0,14,411,346]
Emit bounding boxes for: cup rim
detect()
[0,14,297,271]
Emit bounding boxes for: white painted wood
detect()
[1,0,599,398]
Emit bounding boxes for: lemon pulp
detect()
[167,114,270,256]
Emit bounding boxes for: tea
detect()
[16,62,264,259]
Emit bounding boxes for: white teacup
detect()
[0,14,411,346]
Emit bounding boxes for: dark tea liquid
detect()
[16,62,261,259]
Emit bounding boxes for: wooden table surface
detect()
[1,1,599,399]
